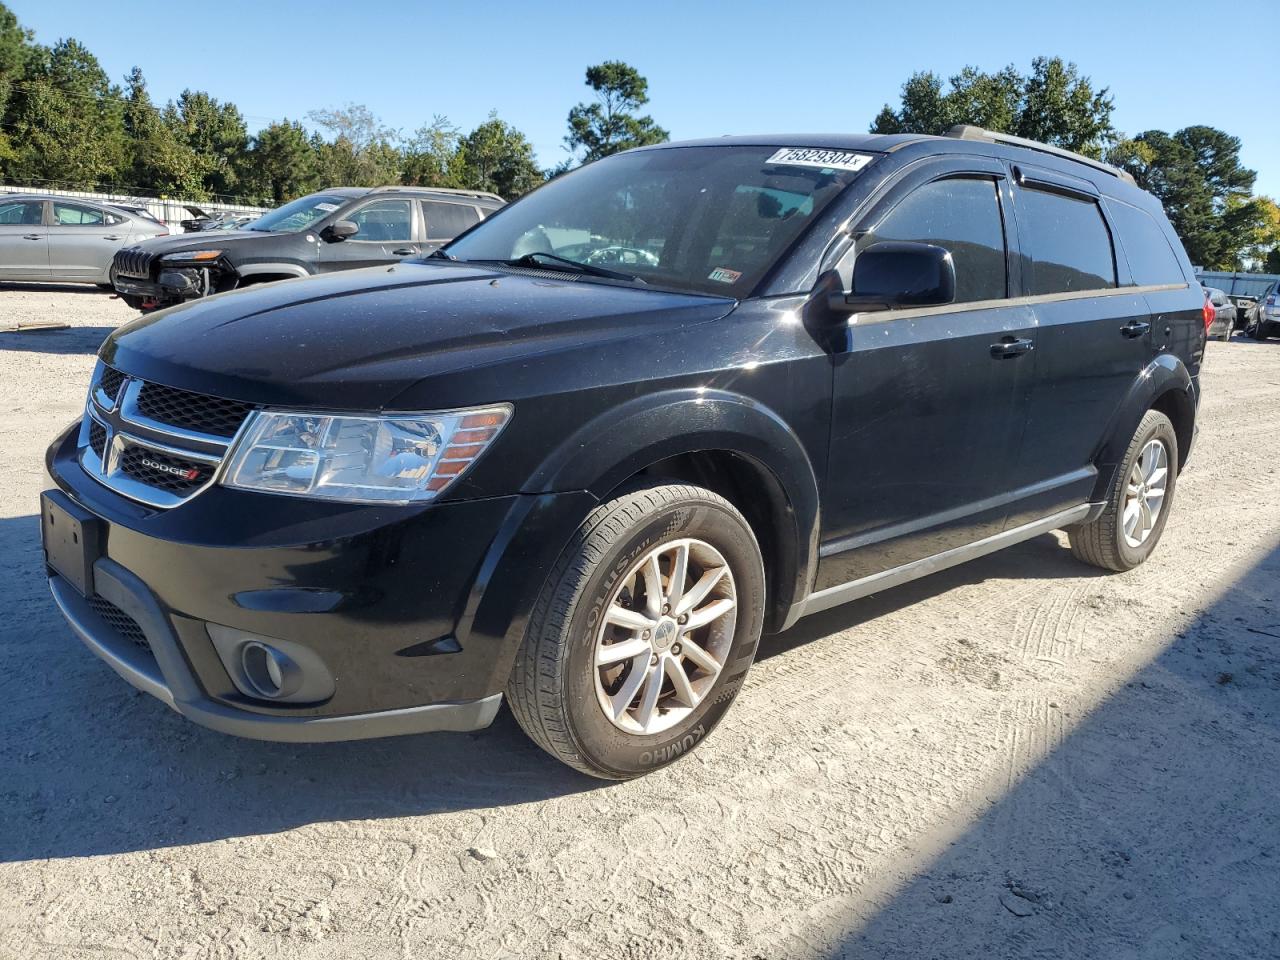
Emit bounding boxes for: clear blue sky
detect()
[16,0,1280,198]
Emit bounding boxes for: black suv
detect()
[110,186,504,310]
[44,128,1206,779]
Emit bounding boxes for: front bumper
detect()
[113,267,208,302]
[43,422,591,742]
[50,562,501,741]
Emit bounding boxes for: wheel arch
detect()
[458,389,822,692]
[1089,354,1196,501]
[525,387,821,633]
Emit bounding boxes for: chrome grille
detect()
[88,419,107,457]
[119,445,209,494]
[136,382,253,438]
[87,595,150,649]
[97,366,126,404]
[78,360,254,509]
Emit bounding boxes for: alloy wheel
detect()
[593,538,738,735]
[1122,438,1169,548]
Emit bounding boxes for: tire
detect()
[1250,321,1267,341]
[506,481,765,780]
[1068,409,1178,572]
[95,283,113,292]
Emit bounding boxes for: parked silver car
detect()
[1204,286,1237,341]
[0,195,169,287]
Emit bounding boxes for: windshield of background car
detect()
[246,194,351,233]
[444,145,871,296]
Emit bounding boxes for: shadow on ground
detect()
[0,514,1117,865]
[812,541,1280,959]
[0,325,117,354]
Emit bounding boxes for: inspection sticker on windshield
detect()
[708,267,743,284]
[314,202,339,212]
[766,147,874,173]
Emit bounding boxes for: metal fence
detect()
[0,184,269,231]
[1196,270,1280,301]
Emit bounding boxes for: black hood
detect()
[132,229,289,254]
[101,262,737,411]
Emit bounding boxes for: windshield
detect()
[445,145,869,296]
[247,193,351,233]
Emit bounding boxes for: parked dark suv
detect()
[110,186,503,310]
[44,127,1206,779]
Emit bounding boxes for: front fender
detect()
[460,389,822,684]
[234,262,311,280]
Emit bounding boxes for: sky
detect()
[15,0,1279,199]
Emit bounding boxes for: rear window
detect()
[1108,201,1186,286]
[1017,188,1116,295]
[422,200,481,241]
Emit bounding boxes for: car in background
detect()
[0,194,169,288]
[112,186,503,310]
[1246,280,1280,340]
[1204,286,1236,340]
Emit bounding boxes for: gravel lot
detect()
[1,285,1278,959]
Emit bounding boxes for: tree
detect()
[403,115,466,188]
[0,2,35,168]
[121,66,204,197]
[308,102,401,186]
[165,89,249,197]
[246,120,319,204]
[872,56,1114,157]
[1110,127,1263,269]
[461,112,543,198]
[7,38,127,188]
[1266,248,1280,274]
[564,61,667,164]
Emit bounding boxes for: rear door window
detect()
[422,200,481,241]
[1107,201,1186,286]
[1017,188,1116,295]
[52,202,106,226]
[860,176,1008,303]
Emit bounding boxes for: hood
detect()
[101,262,737,410]
[132,229,287,254]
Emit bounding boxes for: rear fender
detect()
[1089,354,1195,500]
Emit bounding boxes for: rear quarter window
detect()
[1016,188,1116,295]
[1107,200,1187,286]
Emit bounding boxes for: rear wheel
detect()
[1250,321,1267,340]
[1068,409,1177,572]
[506,481,765,779]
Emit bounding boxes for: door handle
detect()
[103,235,123,241]
[392,247,416,256]
[990,336,1034,359]
[22,234,41,240]
[1121,320,1151,338]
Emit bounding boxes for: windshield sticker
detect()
[708,267,742,284]
[314,202,340,212]
[766,147,874,173]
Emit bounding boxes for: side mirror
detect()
[828,241,956,314]
[323,220,359,242]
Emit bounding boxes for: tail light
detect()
[1202,297,1214,331]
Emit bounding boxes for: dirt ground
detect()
[1,284,1277,960]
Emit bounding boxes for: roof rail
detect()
[369,185,505,203]
[944,125,1137,187]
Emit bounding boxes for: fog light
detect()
[207,624,334,704]
[240,641,298,699]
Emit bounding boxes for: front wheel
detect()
[1068,409,1178,572]
[506,482,765,779]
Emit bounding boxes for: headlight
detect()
[222,405,511,503]
[161,250,223,262]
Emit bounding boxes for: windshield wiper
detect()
[427,248,456,261]
[489,251,645,284]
